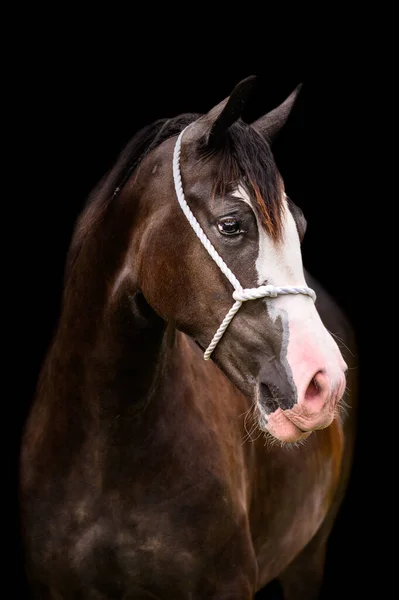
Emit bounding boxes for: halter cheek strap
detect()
[172,127,316,360]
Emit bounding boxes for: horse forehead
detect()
[178,141,220,186]
[182,162,218,196]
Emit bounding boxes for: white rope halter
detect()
[172,127,316,360]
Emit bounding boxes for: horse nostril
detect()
[258,378,297,413]
[305,377,320,400]
[259,382,280,413]
[304,370,326,402]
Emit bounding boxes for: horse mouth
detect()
[256,371,344,443]
[260,405,337,443]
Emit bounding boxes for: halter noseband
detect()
[172,127,316,360]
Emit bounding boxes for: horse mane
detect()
[65,113,201,282]
[65,112,283,283]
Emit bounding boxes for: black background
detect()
[13,22,383,599]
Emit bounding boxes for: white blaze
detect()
[233,187,345,403]
[234,185,307,293]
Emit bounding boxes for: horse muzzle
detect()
[257,369,347,443]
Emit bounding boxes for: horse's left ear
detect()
[251,84,302,143]
[197,76,257,146]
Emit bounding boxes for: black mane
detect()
[65,113,200,279]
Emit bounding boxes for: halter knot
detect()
[232,285,278,302]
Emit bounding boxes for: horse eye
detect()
[217,217,242,236]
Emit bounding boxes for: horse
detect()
[20,76,357,599]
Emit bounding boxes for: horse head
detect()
[117,77,347,443]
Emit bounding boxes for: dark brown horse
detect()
[20,77,357,599]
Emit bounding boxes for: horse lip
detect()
[262,407,312,442]
[284,408,335,433]
[295,424,310,433]
[282,413,310,433]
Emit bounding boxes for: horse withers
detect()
[20,77,357,599]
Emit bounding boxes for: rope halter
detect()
[172,127,316,360]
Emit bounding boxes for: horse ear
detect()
[251,84,302,142]
[199,75,257,146]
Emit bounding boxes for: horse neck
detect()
[28,184,251,491]
[40,189,183,450]
[81,290,173,423]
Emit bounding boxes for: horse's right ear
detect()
[192,76,257,147]
[251,84,302,143]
